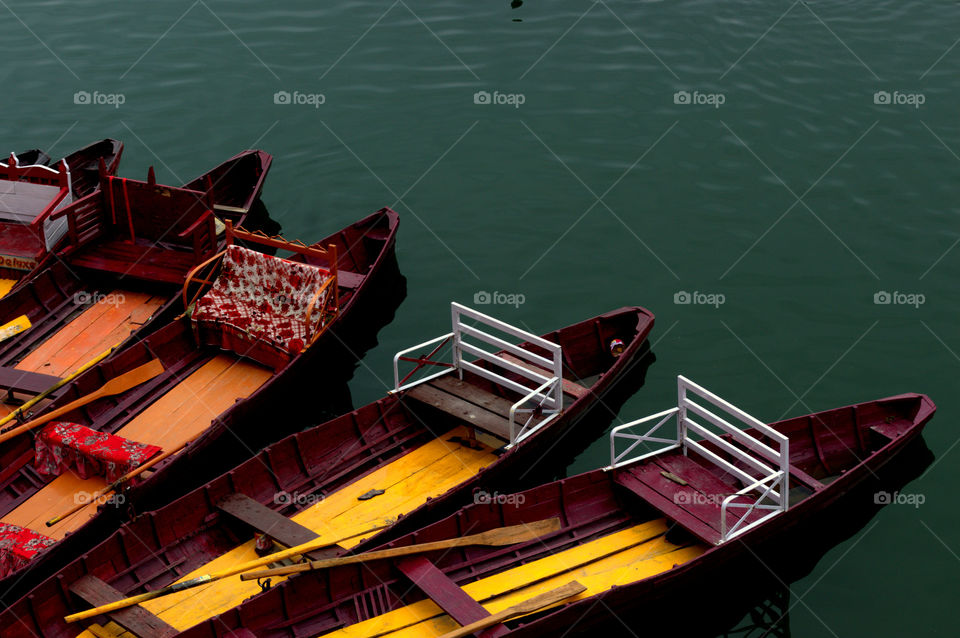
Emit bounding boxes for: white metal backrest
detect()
[608,375,790,543]
[392,302,564,446]
[450,303,563,411]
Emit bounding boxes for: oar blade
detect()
[482,518,561,546]
[99,359,164,396]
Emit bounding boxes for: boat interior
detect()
[169,394,932,638]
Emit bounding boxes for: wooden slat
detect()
[614,468,721,545]
[429,376,522,421]
[397,557,508,638]
[337,270,364,290]
[500,353,588,399]
[0,366,61,395]
[217,493,320,548]
[405,383,512,441]
[69,575,177,638]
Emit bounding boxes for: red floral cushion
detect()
[0,523,55,578]
[34,422,162,483]
[192,245,332,356]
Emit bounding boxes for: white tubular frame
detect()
[392,302,564,446]
[607,375,790,543]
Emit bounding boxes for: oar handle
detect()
[0,393,101,444]
[64,575,214,623]
[46,430,203,527]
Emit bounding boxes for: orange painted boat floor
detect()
[2,354,272,539]
[15,289,166,377]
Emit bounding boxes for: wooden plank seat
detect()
[69,574,177,638]
[216,493,339,561]
[614,453,769,546]
[397,556,507,638]
[0,366,62,396]
[336,270,364,290]
[500,353,589,399]
[69,239,201,284]
[404,374,546,442]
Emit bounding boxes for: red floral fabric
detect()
[34,421,162,483]
[192,245,332,357]
[0,523,55,578]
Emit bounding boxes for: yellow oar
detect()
[0,314,30,343]
[437,581,587,638]
[241,518,562,581]
[0,346,114,430]
[63,523,395,623]
[46,430,207,527]
[0,359,164,445]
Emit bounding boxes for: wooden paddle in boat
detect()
[62,519,560,623]
[63,524,395,623]
[46,429,207,527]
[239,518,562,580]
[436,581,587,638]
[0,359,164,444]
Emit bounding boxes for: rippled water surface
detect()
[3,1,958,634]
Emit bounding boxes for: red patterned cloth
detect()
[0,523,55,578]
[34,422,162,483]
[192,245,332,360]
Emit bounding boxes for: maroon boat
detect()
[1,303,655,635]
[0,208,399,606]
[0,151,273,427]
[0,139,123,282]
[159,377,932,638]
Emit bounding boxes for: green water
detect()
[3,1,958,634]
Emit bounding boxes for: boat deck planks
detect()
[15,290,166,377]
[79,427,498,636]
[404,375,545,442]
[323,520,706,638]
[614,453,769,545]
[3,355,272,538]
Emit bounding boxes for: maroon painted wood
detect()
[0,303,654,636]
[111,392,937,638]
[0,207,400,605]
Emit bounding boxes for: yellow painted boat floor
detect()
[326,519,707,638]
[0,278,17,298]
[14,289,166,377]
[80,426,499,638]
[3,354,272,539]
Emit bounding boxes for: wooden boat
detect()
[0,139,123,289]
[0,151,274,432]
[1,302,655,635]
[0,208,399,606]
[160,377,933,638]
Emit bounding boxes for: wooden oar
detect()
[0,359,164,445]
[0,347,115,430]
[240,518,562,581]
[63,523,393,623]
[437,581,587,638]
[46,429,206,527]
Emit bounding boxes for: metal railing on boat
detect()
[607,375,790,543]
[391,302,564,447]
